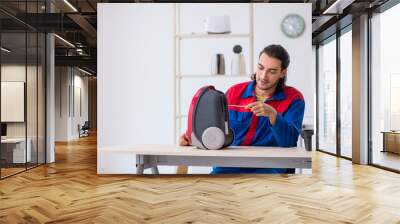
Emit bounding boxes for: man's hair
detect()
[251,44,290,91]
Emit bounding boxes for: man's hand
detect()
[246,101,278,125]
[179,134,190,146]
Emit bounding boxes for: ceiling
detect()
[0,0,392,75]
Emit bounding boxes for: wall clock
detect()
[281,14,305,38]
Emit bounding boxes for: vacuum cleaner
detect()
[185,86,234,150]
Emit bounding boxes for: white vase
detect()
[211,54,225,75]
[231,53,246,76]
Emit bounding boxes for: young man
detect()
[180,44,305,174]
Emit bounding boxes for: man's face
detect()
[255,53,287,91]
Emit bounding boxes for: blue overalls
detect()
[211,81,305,174]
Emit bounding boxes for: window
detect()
[340,29,352,158]
[317,36,337,154]
[370,3,400,171]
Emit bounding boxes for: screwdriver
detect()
[228,104,248,108]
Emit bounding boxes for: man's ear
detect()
[281,69,287,78]
[251,73,256,80]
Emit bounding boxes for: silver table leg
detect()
[151,166,159,174]
[136,154,158,174]
[136,154,144,174]
[137,164,144,174]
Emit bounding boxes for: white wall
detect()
[98,3,313,174]
[55,67,69,141]
[55,67,89,141]
[72,73,89,138]
[97,3,175,174]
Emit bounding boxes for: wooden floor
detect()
[373,150,400,171]
[1,135,400,223]
[0,167,26,178]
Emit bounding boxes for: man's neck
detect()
[255,85,277,98]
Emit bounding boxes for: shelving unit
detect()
[176,33,252,39]
[176,74,249,78]
[173,3,255,143]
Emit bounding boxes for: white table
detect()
[1,138,32,163]
[105,145,312,174]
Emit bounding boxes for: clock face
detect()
[281,14,305,38]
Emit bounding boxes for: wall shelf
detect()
[174,3,254,143]
[176,33,252,39]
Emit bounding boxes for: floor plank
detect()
[1,135,400,223]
